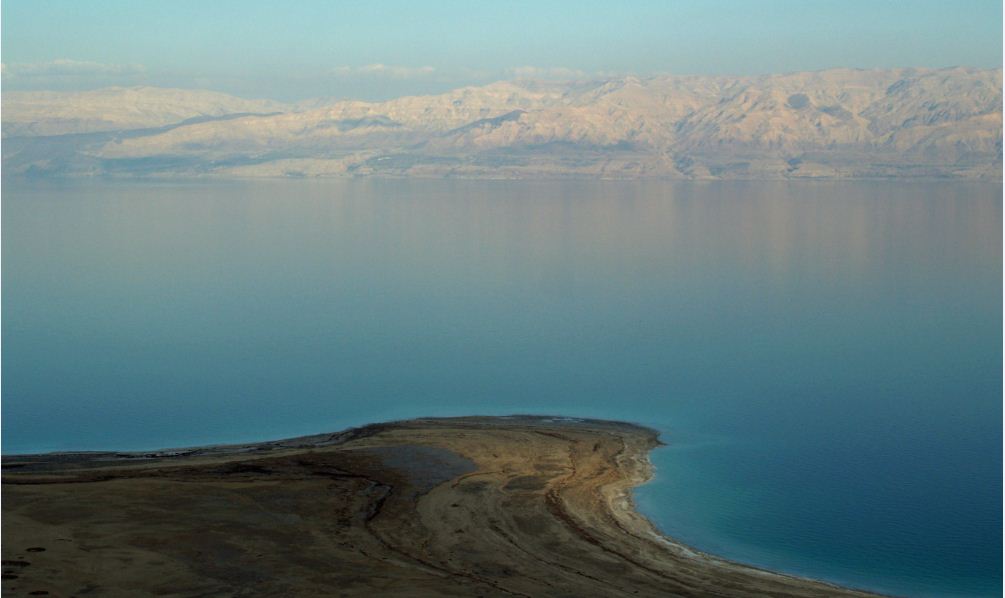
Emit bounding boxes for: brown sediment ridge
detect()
[2,416,879,597]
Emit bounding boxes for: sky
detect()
[1,0,1002,101]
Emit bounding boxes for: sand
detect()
[2,416,880,597]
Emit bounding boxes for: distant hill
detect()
[3,68,1001,179]
[2,87,288,137]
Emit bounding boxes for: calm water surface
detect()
[3,179,1001,596]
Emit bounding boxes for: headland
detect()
[2,416,879,596]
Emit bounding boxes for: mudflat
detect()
[2,416,878,597]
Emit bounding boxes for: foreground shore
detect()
[2,416,878,597]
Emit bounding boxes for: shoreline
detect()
[3,171,1002,183]
[3,415,882,597]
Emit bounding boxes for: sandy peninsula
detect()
[2,416,879,597]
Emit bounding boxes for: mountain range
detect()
[3,67,1001,179]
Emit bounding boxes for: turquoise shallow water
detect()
[2,179,1001,596]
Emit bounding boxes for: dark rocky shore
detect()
[2,416,880,597]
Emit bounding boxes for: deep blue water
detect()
[3,179,1001,596]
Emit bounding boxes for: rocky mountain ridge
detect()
[3,67,1001,179]
[2,86,287,137]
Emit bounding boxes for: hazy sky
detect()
[2,0,1002,101]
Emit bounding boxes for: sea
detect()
[3,178,1001,596]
